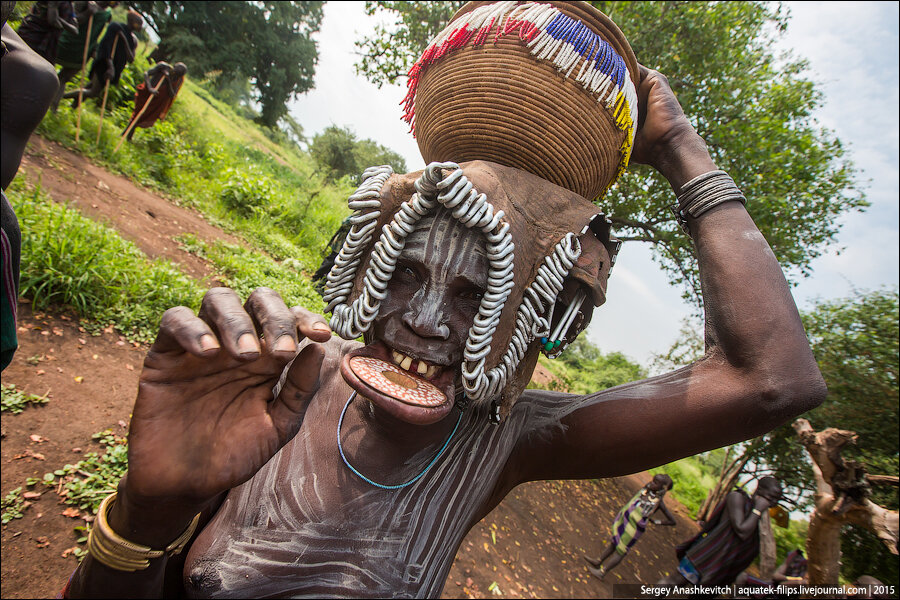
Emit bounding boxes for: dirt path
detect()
[1,137,699,599]
[19,136,243,282]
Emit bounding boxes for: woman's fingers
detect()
[151,305,220,356]
[198,287,261,360]
[151,287,332,366]
[243,287,302,360]
[292,306,332,343]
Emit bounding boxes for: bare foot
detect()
[583,555,601,568]
[588,565,606,580]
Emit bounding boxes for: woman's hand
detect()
[113,287,332,545]
[630,65,715,188]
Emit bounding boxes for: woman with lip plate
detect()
[60,2,826,598]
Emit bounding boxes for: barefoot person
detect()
[63,8,140,107]
[51,1,116,111]
[660,477,784,588]
[61,2,825,597]
[584,474,677,580]
[121,61,187,141]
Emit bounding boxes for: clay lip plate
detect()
[340,341,456,426]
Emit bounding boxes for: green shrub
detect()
[218,167,281,217]
[11,185,204,341]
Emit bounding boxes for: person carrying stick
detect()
[52,1,116,112]
[63,8,140,107]
[119,61,187,144]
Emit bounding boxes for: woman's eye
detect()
[461,289,484,301]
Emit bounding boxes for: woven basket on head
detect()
[406,1,640,202]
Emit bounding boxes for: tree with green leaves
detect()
[132,1,323,127]
[354,1,465,88]
[660,290,898,584]
[353,1,866,304]
[310,125,407,182]
[538,337,646,395]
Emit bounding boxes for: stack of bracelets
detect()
[672,170,746,235]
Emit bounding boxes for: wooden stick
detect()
[95,34,119,144]
[114,74,168,153]
[74,13,94,144]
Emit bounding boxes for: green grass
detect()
[9,181,204,342]
[42,429,128,515]
[1,383,50,414]
[650,451,724,518]
[175,234,325,313]
[37,60,353,276]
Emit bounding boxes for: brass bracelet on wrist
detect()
[751,507,762,517]
[87,492,201,572]
[671,170,747,235]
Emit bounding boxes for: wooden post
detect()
[95,34,119,144]
[114,75,168,153]
[74,13,94,144]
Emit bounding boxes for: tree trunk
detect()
[806,504,844,585]
[757,509,777,579]
[793,419,899,586]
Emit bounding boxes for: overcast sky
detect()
[289,1,899,367]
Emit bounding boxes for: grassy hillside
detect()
[8,52,363,339]
[36,53,352,274]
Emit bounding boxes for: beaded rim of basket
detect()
[402,1,640,201]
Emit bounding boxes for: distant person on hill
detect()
[658,477,783,587]
[1,3,60,370]
[52,1,115,111]
[584,473,677,580]
[15,0,78,65]
[64,8,140,107]
[121,61,187,141]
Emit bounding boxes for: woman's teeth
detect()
[390,350,439,379]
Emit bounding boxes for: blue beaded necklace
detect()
[337,391,463,490]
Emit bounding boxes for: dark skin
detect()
[123,62,186,140]
[1,23,60,190]
[62,14,140,104]
[657,479,783,585]
[51,2,115,111]
[585,477,677,580]
[45,1,79,35]
[67,65,826,598]
[735,550,807,588]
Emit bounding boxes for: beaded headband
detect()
[403,0,639,200]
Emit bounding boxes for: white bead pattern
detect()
[325,162,585,406]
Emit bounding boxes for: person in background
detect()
[1,1,60,371]
[51,1,115,111]
[122,61,188,141]
[584,473,677,580]
[15,0,78,64]
[659,477,783,587]
[64,7,140,107]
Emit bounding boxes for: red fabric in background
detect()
[129,76,183,129]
